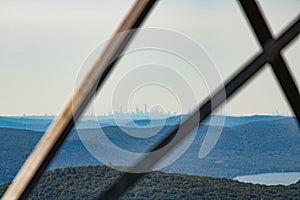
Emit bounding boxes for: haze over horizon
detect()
[0,0,299,116]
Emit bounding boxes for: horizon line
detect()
[0,113,295,118]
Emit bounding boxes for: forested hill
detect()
[1,165,300,200]
[0,116,299,184]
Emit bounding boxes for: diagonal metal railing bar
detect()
[239,0,300,125]
[97,15,300,200]
[1,0,158,199]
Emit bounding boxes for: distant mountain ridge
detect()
[0,115,289,132]
[0,116,298,185]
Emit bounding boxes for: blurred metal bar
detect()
[1,1,157,199]
[97,16,300,200]
[239,0,300,125]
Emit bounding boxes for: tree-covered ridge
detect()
[1,116,299,184]
[1,165,299,200]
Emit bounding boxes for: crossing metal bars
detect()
[239,0,300,123]
[2,0,300,199]
[96,7,300,199]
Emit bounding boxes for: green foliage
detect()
[0,165,299,199]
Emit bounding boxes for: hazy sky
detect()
[0,0,299,116]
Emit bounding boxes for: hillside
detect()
[1,165,300,199]
[0,128,100,184]
[0,116,299,184]
[164,117,300,178]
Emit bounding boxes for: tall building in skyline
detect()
[144,104,147,114]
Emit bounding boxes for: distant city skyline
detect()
[100,104,178,119]
[15,107,292,118]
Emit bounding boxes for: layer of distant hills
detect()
[0,114,289,131]
[0,115,299,185]
[1,165,299,199]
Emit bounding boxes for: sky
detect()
[0,0,299,116]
